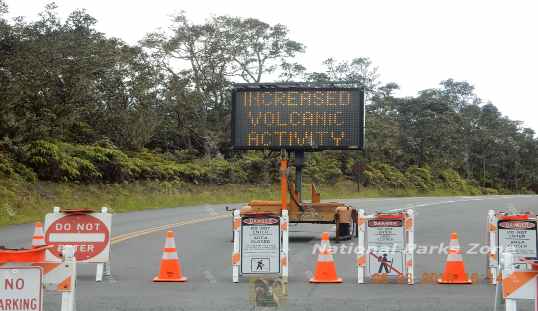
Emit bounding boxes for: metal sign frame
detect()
[44,207,112,282]
[487,210,538,285]
[231,83,365,151]
[233,210,289,282]
[357,209,415,285]
[240,215,281,275]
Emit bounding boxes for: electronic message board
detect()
[232,85,365,150]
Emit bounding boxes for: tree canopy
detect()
[0,3,536,193]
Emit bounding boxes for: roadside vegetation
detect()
[0,2,536,226]
[0,146,520,226]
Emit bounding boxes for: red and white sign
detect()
[0,267,43,311]
[44,212,111,263]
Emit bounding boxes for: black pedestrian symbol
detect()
[251,258,270,273]
[378,253,393,273]
[256,260,264,271]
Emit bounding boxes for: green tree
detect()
[217,16,305,83]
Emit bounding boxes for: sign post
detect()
[0,267,43,311]
[44,206,112,282]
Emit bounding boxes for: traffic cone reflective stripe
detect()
[32,222,46,248]
[438,232,472,284]
[310,232,342,283]
[153,231,187,282]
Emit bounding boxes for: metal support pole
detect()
[96,263,104,282]
[232,209,241,283]
[294,150,305,202]
[502,252,517,311]
[97,206,111,282]
[488,210,498,285]
[406,209,415,285]
[61,245,76,311]
[281,209,289,283]
[357,209,366,284]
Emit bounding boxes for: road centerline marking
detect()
[110,213,229,245]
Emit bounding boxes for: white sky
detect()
[6,0,538,133]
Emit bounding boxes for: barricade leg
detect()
[357,209,366,284]
[502,252,516,311]
[505,299,516,311]
[232,209,241,283]
[96,263,104,282]
[406,209,415,285]
[488,210,498,285]
[104,260,112,278]
[61,246,77,311]
[281,209,289,283]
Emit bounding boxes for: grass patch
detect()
[0,179,489,227]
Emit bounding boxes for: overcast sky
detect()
[6,0,538,132]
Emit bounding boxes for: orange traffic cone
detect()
[310,232,342,283]
[153,231,187,282]
[32,222,46,248]
[438,232,472,284]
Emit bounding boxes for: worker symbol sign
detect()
[44,211,112,263]
[251,258,271,273]
[367,217,406,277]
[241,216,281,274]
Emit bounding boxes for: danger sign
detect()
[241,216,281,275]
[367,217,406,277]
[498,219,538,261]
[367,219,405,250]
[0,267,43,311]
[45,211,111,263]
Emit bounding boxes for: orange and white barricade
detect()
[487,210,537,285]
[357,208,415,284]
[232,209,289,283]
[500,252,538,311]
[0,245,77,311]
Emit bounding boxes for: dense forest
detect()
[1,2,537,195]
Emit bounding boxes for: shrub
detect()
[481,187,499,195]
[438,168,481,195]
[304,153,342,184]
[236,152,274,184]
[405,165,435,192]
[363,162,409,189]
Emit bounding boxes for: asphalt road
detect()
[2,195,538,311]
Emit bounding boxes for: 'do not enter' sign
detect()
[45,212,111,263]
